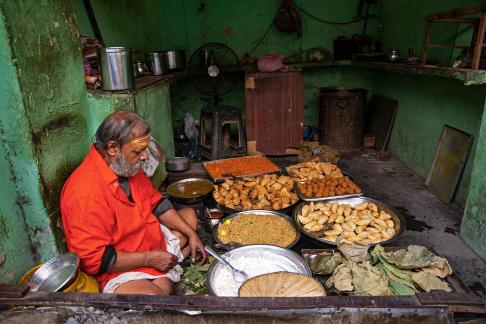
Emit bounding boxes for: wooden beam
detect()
[433,18,479,24]
[471,12,486,70]
[426,5,486,21]
[427,44,477,49]
[420,21,433,65]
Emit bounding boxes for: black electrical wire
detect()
[245,17,275,55]
[244,0,411,57]
[373,0,410,17]
[293,2,362,25]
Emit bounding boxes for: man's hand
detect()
[144,250,178,272]
[187,233,207,264]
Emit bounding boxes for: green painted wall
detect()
[73,0,165,60]
[376,0,486,206]
[0,0,176,282]
[170,0,380,127]
[181,0,379,58]
[462,98,486,259]
[373,73,485,206]
[0,0,89,281]
[0,7,38,282]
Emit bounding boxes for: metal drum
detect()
[97,47,134,91]
[319,87,367,151]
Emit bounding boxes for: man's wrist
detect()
[186,229,198,239]
[142,251,149,267]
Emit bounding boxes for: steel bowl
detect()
[212,209,301,250]
[28,253,80,292]
[166,156,190,172]
[292,196,406,246]
[166,177,214,204]
[206,245,312,296]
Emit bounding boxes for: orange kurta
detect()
[61,145,167,289]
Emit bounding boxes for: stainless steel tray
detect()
[202,155,281,183]
[212,209,301,250]
[292,197,406,246]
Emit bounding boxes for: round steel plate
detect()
[292,196,406,246]
[212,209,301,250]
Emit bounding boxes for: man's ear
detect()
[106,141,120,157]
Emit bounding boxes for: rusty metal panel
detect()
[425,125,474,203]
[245,71,304,155]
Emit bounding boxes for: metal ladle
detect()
[204,246,249,283]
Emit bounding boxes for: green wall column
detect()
[461,98,486,259]
[0,6,41,282]
[0,0,90,282]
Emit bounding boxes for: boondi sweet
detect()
[217,214,297,247]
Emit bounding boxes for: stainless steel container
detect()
[133,63,139,78]
[163,50,186,71]
[97,47,134,91]
[387,49,401,62]
[146,52,166,75]
[135,61,148,74]
[166,156,190,172]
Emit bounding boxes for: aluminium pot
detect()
[162,50,186,72]
[97,47,134,91]
[146,51,167,75]
[166,156,190,172]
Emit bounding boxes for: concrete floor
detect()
[336,150,486,297]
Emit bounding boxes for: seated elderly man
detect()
[61,111,206,295]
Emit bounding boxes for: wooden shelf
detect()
[88,70,187,95]
[287,60,486,85]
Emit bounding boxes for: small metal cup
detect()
[204,208,223,231]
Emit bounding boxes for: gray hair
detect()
[94,111,150,151]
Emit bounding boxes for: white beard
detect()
[110,153,146,177]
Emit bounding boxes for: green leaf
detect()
[380,245,437,269]
[388,277,417,296]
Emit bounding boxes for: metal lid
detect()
[99,47,132,53]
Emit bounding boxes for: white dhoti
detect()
[103,225,185,293]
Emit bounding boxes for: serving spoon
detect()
[204,246,249,283]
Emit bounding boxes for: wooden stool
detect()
[198,105,246,160]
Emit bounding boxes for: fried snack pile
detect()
[297,201,396,244]
[297,176,361,198]
[286,161,343,181]
[213,174,299,210]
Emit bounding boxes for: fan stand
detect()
[188,42,246,160]
[198,102,247,161]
